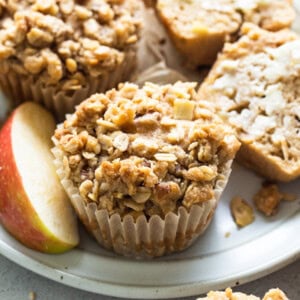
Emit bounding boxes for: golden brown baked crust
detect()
[156,0,295,66]
[54,82,240,219]
[198,24,300,181]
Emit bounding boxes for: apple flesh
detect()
[0,102,79,253]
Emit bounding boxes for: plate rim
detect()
[0,211,299,299]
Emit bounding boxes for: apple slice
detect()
[0,102,79,253]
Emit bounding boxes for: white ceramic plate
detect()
[0,153,299,299]
[1,3,300,299]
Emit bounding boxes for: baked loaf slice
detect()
[198,288,289,300]
[156,0,295,66]
[198,23,300,181]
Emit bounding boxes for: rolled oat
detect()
[230,196,255,228]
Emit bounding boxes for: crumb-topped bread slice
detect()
[199,24,300,181]
[156,0,295,66]
[52,82,240,257]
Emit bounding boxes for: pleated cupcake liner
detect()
[0,50,136,121]
[52,143,232,258]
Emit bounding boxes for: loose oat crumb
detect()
[253,183,296,217]
[230,196,255,228]
[28,291,36,300]
[225,231,231,238]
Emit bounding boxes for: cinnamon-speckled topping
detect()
[53,82,240,219]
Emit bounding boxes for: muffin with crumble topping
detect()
[52,81,240,257]
[0,0,141,120]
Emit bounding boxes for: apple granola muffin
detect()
[197,287,289,300]
[0,0,141,120]
[52,81,240,257]
[156,0,295,66]
[198,23,300,181]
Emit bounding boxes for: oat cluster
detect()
[253,183,296,216]
[0,0,141,87]
[53,82,240,219]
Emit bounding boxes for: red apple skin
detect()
[0,108,76,253]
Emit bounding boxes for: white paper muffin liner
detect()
[0,50,136,121]
[52,143,233,258]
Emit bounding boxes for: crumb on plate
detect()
[253,183,296,217]
[230,196,255,228]
[28,291,36,300]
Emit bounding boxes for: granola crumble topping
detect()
[54,82,240,219]
[0,0,141,87]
